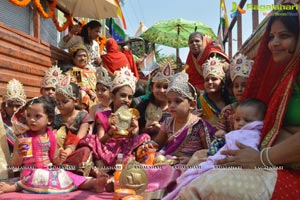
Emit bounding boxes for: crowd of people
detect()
[0,4,299,199]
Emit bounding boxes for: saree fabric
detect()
[78,110,150,166]
[101,39,129,75]
[198,93,222,128]
[122,48,139,78]
[177,7,300,199]
[186,37,228,90]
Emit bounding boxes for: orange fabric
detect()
[101,39,129,75]
[186,38,228,90]
[64,131,80,147]
[122,49,139,78]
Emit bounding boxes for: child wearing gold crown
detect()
[89,67,113,141]
[66,45,97,110]
[1,79,27,153]
[197,56,231,128]
[40,65,65,99]
[208,54,253,155]
[135,58,175,139]
[144,71,214,164]
[78,67,150,167]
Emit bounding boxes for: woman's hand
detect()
[70,24,81,35]
[216,142,261,169]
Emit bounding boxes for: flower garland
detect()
[97,35,107,55]
[33,0,56,19]
[9,0,31,7]
[9,0,56,19]
[52,14,73,32]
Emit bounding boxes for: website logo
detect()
[230,2,246,18]
[230,2,299,18]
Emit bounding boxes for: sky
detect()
[121,0,273,61]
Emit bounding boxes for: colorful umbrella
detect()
[141,18,216,48]
[57,0,118,19]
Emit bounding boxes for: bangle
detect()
[265,147,275,167]
[260,148,267,167]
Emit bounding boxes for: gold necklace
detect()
[169,114,191,142]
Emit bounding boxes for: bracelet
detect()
[260,148,268,167]
[265,147,275,167]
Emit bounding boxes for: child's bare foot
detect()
[0,182,18,193]
[94,173,109,193]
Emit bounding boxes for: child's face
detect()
[167,91,192,119]
[55,93,76,115]
[112,86,134,111]
[204,75,223,94]
[40,87,56,99]
[73,50,88,68]
[96,83,111,107]
[232,77,248,102]
[233,106,261,130]
[25,103,50,133]
[4,100,23,118]
[151,82,169,104]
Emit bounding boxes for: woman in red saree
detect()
[101,39,129,75]
[185,32,228,91]
[177,5,300,199]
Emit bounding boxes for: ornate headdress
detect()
[2,79,26,105]
[70,44,88,56]
[111,67,137,92]
[167,71,197,100]
[96,67,112,88]
[55,75,77,100]
[40,65,64,88]
[230,53,253,81]
[202,56,226,80]
[151,58,175,83]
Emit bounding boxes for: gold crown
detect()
[40,65,64,88]
[230,53,253,81]
[2,79,26,104]
[202,56,226,80]
[111,67,137,92]
[167,71,197,100]
[69,44,88,55]
[96,67,112,88]
[151,58,175,83]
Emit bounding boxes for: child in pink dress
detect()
[0,97,108,194]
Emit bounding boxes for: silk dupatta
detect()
[242,13,300,148]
